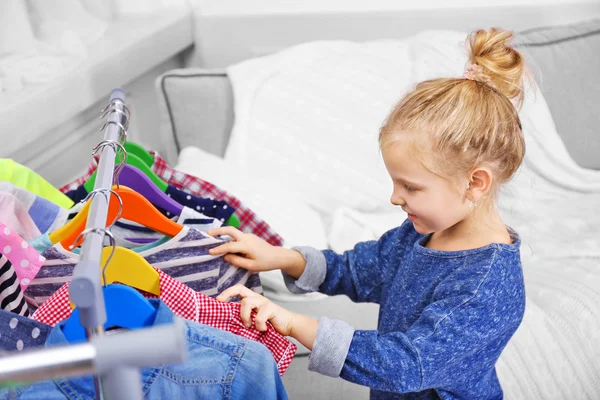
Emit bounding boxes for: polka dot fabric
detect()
[0,222,44,291]
[32,268,296,375]
[0,309,50,354]
[164,185,235,223]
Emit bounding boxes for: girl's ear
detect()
[468,167,494,201]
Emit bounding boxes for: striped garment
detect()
[0,256,30,316]
[25,227,261,309]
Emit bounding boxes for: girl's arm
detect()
[284,223,411,304]
[219,263,523,396]
[309,266,524,395]
[288,313,319,350]
[209,221,412,304]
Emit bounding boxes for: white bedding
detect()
[176,30,600,399]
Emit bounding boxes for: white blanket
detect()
[213,30,600,399]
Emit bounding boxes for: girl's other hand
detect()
[217,284,295,336]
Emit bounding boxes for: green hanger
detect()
[226,214,240,228]
[124,142,154,167]
[83,152,168,193]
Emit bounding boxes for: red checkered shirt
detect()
[60,151,284,247]
[32,268,296,375]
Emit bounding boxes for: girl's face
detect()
[381,135,471,235]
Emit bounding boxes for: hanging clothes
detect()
[0,159,74,209]
[0,182,69,234]
[0,309,49,353]
[0,222,44,291]
[63,183,236,223]
[0,192,43,241]
[33,268,296,375]
[28,203,225,253]
[0,300,288,400]
[25,227,262,308]
[65,201,224,241]
[0,256,30,316]
[59,150,284,246]
[162,186,235,223]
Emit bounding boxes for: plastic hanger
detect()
[66,246,160,307]
[49,186,184,249]
[116,165,183,216]
[62,284,157,343]
[83,153,168,193]
[100,246,160,295]
[226,214,240,228]
[124,142,154,167]
[49,199,92,245]
[81,150,241,228]
[62,232,159,343]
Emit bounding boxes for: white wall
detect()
[185,0,600,67]
[190,0,599,16]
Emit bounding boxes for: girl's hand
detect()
[208,226,306,276]
[217,284,295,336]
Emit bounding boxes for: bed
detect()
[152,3,600,399]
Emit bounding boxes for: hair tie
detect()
[462,62,498,92]
[462,63,481,80]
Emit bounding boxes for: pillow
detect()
[226,40,415,216]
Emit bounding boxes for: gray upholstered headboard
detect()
[156,70,233,164]
[514,19,600,170]
[156,18,600,169]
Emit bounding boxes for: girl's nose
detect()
[391,193,405,207]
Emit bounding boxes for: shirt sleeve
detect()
[283,226,407,303]
[309,262,525,394]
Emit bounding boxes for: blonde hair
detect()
[379,28,528,196]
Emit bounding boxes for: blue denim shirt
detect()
[285,219,526,400]
[1,300,287,400]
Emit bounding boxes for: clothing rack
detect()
[0,90,186,399]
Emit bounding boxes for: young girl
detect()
[208,28,527,400]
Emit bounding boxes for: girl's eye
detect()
[403,184,416,192]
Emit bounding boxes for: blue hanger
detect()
[61,230,158,343]
[117,164,184,216]
[62,284,157,343]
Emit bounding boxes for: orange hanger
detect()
[50,185,183,249]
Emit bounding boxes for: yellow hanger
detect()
[70,246,160,309]
[100,246,160,295]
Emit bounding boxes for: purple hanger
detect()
[117,165,184,216]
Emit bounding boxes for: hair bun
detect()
[467,28,526,107]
